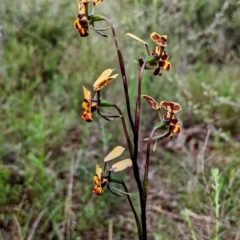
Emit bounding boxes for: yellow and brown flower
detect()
[93,147,132,195]
[93,164,108,195]
[151,46,171,76]
[160,101,182,138]
[126,32,171,76]
[74,0,105,37]
[74,0,90,37]
[93,0,104,5]
[142,96,182,138]
[150,32,167,48]
[82,86,98,122]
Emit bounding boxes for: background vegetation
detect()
[0,0,240,239]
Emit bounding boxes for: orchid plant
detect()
[75,0,182,239]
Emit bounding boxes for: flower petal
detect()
[172,124,181,134]
[104,146,125,162]
[93,185,104,195]
[169,124,182,138]
[93,175,101,185]
[153,67,162,76]
[79,0,90,3]
[109,159,132,172]
[82,86,91,102]
[142,95,160,110]
[93,69,118,91]
[151,45,161,56]
[160,101,182,113]
[93,0,104,5]
[150,32,167,47]
[82,111,93,122]
[74,18,89,37]
[125,33,148,45]
[163,112,178,125]
[159,60,171,71]
[161,50,169,61]
[77,1,88,15]
[95,164,103,181]
[151,47,169,61]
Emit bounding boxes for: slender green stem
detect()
[103,17,135,134]
[134,59,149,240]
[142,127,156,223]
[110,176,142,240]
[122,181,142,240]
[113,104,134,158]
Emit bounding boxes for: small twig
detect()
[108,219,113,240]
[64,155,75,240]
[26,209,46,240]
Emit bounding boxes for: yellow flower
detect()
[93,164,108,195]
[81,70,118,122]
[93,146,132,195]
[82,86,98,122]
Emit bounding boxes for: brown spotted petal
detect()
[163,112,179,125]
[77,1,88,15]
[160,101,182,113]
[153,67,162,76]
[160,50,169,61]
[159,60,171,71]
[82,110,93,122]
[93,185,104,195]
[151,45,161,56]
[169,124,181,136]
[142,95,160,110]
[79,0,90,3]
[82,86,98,122]
[74,18,89,37]
[93,0,104,5]
[150,32,167,47]
[93,69,118,91]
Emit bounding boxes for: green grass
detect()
[1,0,240,239]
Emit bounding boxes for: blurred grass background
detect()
[0,0,240,239]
